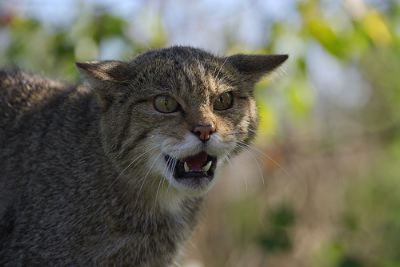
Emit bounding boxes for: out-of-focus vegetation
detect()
[1,0,400,266]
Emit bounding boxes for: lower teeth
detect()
[182,160,213,173]
[202,161,212,172]
[184,162,190,172]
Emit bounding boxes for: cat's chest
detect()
[86,210,190,266]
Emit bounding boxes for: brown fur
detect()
[0,46,287,266]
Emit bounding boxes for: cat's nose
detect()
[192,124,216,142]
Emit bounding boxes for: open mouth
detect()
[164,151,217,182]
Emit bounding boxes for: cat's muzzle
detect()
[164,151,217,187]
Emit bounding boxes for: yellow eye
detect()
[153,95,179,113]
[214,92,233,111]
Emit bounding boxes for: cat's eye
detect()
[213,92,233,111]
[153,95,179,113]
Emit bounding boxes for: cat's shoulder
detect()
[0,69,68,99]
[0,69,72,118]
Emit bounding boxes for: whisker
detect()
[237,141,293,180]
[225,154,247,193]
[160,155,171,181]
[152,174,164,213]
[153,156,174,212]
[224,129,260,136]
[133,153,162,208]
[165,157,176,196]
[215,57,229,82]
[117,146,159,178]
[224,129,293,181]
[109,146,160,189]
[236,143,265,186]
[212,56,229,80]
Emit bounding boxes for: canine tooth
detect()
[184,162,190,172]
[202,161,212,172]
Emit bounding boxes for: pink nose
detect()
[192,124,216,142]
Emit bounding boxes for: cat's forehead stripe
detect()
[179,60,230,95]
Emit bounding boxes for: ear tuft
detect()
[76,60,130,83]
[227,54,288,82]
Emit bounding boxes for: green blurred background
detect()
[1,0,400,266]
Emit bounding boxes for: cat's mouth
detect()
[164,151,217,183]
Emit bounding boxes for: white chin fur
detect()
[151,133,236,195]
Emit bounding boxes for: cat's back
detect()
[0,70,75,255]
[0,69,99,174]
[0,70,68,128]
[0,69,96,198]
[0,70,115,265]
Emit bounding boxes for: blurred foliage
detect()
[1,0,400,266]
[258,204,296,253]
[0,5,166,80]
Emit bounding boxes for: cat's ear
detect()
[76,60,131,86]
[76,60,131,111]
[226,54,288,83]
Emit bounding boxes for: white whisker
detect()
[165,158,176,196]
[133,153,162,207]
[235,143,265,185]
[237,141,292,180]
[152,175,164,213]
[214,57,229,82]
[109,145,160,189]
[226,155,247,193]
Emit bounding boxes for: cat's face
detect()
[77,47,287,197]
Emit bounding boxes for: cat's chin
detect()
[163,151,218,194]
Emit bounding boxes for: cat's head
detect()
[77,46,287,197]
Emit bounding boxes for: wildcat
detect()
[0,46,287,266]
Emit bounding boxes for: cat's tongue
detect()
[184,151,208,171]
